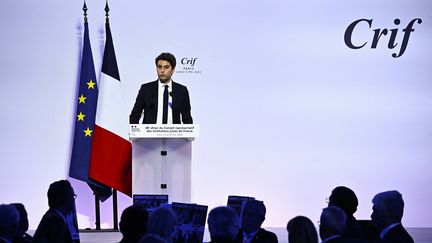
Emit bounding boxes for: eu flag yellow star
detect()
[78,94,87,104]
[84,127,93,137]
[87,80,96,89]
[77,112,85,121]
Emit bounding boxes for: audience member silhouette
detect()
[319,206,367,243]
[119,204,149,243]
[0,204,19,243]
[147,206,177,243]
[371,190,414,243]
[207,206,240,243]
[286,216,318,243]
[328,186,364,239]
[236,200,278,243]
[33,180,78,243]
[10,203,32,243]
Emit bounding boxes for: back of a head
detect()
[11,203,29,234]
[328,186,358,215]
[208,206,240,241]
[147,206,177,242]
[47,180,74,210]
[319,206,347,239]
[0,204,20,240]
[119,205,149,242]
[287,216,318,243]
[243,200,266,218]
[241,200,266,233]
[372,190,404,223]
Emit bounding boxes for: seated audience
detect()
[207,206,240,243]
[237,200,278,243]
[328,186,364,239]
[286,215,318,243]
[11,203,32,243]
[33,180,78,243]
[119,205,149,243]
[0,204,20,243]
[147,206,177,243]
[371,190,414,243]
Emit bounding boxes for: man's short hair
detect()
[372,190,404,222]
[11,203,29,234]
[47,180,74,209]
[147,206,176,240]
[119,205,149,240]
[320,206,347,236]
[0,204,19,239]
[329,186,358,215]
[155,52,176,69]
[243,200,266,218]
[208,206,240,240]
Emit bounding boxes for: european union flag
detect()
[69,19,111,201]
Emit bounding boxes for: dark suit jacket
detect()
[208,239,238,243]
[129,80,193,124]
[379,224,414,243]
[323,236,368,243]
[32,209,72,243]
[236,228,278,243]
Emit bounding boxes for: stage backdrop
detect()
[0,0,431,229]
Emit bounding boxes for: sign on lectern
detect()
[129,124,199,203]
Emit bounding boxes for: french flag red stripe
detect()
[89,125,132,196]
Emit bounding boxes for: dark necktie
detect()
[162,85,168,124]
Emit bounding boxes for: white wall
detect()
[0,0,431,229]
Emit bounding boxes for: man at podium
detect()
[130,52,193,124]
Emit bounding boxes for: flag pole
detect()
[104,1,119,230]
[83,0,102,231]
[95,191,101,230]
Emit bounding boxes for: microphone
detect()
[169,92,173,108]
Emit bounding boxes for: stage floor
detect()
[74,227,432,243]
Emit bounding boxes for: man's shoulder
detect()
[141,80,158,88]
[40,210,65,224]
[382,224,414,243]
[172,81,188,89]
[256,228,278,241]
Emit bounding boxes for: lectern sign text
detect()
[129,124,200,139]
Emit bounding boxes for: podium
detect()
[130,124,199,203]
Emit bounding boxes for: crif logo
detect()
[176,57,202,74]
[181,57,197,67]
[344,18,422,58]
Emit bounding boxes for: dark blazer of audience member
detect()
[119,205,149,243]
[33,180,77,243]
[0,204,20,243]
[138,234,168,243]
[319,206,367,243]
[147,206,177,243]
[328,186,364,239]
[207,206,240,243]
[371,190,414,243]
[236,200,278,243]
[287,215,318,243]
[11,203,32,243]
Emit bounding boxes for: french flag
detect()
[88,19,132,196]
